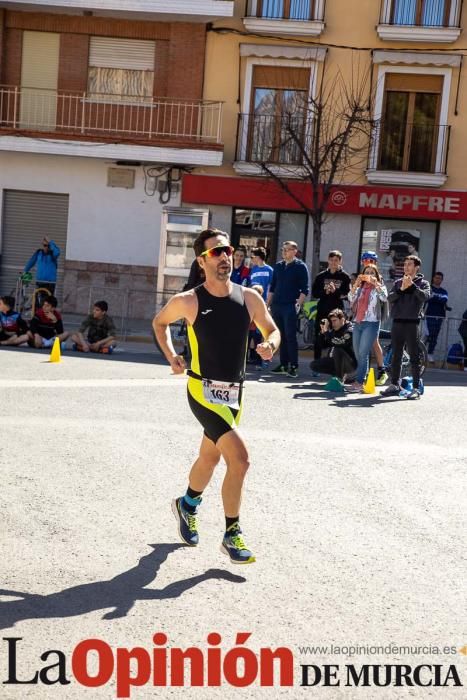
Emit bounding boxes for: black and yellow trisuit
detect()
[187,283,251,443]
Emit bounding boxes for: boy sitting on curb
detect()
[71,300,117,353]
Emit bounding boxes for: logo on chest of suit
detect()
[201,309,213,315]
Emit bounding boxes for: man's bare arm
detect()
[152,293,195,374]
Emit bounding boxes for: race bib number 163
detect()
[202,379,240,408]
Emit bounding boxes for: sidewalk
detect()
[62,313,154,342]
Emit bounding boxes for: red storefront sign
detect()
[182,175,467,221]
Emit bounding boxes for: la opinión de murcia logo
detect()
[330,190,348,207]
[1,635,463,697]
[2,634,293,696]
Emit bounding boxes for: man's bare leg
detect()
[188,434,221,492]
[172,434,220,547]
[216,430,249,518]
[217,429,254,564]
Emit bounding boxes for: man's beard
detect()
[215,267,230,281]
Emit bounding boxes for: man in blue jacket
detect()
[24,237,60,294]
[425,271,450,361]
[267,240,310,378]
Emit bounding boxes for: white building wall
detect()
[305,213,362,276]
[436,220,467,318]
[207,204,233,235]
[0,151,180,267]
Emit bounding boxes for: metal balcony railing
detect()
[236,112,308,165]
[0,86,223,144]
[369,121,450,174]
[379,0,462,28]
[246,0,325,21]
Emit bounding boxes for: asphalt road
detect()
[0,346,466,699]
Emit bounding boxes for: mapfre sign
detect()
[183,175,467,221]
[326,185,467,219]
[358,191,461,215]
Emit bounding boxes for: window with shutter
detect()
[248,65,309,164]
[88,37,155,103]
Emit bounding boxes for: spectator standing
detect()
[360,251,388,386]
[230,246,250,286]
[71,301,117,353]
[24,236,60,295]
[347,265,388,393]
[381,255,431,400]
[311,250,351,374]
[0,296,29,346]
[28,295,70,349]
[267,240,310,378]
[249,247,273,300]
[425,272,450,362]
[310,309,357,385]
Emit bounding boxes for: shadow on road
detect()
[0,345,164,366]
[0,543,245,630]
[284,383,414,406]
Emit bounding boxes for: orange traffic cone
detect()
[363,367,376,394]
[49,337,61,363]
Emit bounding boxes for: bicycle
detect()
[296,300,317,351]
[13,273,34,318]
[13,273,52,319]
[379,328,428,377]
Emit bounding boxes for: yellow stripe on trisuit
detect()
[187,324,200,376]
[187,376,242,430]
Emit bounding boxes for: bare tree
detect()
[248,59,374,278]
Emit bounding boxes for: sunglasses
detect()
[200,245,234,258]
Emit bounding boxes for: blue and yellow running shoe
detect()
[172,497,199,546]
[221,523,255,564]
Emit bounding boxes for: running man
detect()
[153,228,280,564]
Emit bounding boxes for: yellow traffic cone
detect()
[49,337,61,363]
[363,367,376,394]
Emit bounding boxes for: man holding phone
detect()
[311,251,351,374]
[381,255,430,400]
[310,309,356,384]
[24,236,61,295]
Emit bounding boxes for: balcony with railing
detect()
[244,0,326,36]
[0,1,235,21]
[367,120,450,186]
[234,112,308,176]
[377,0,462,41]
[0,86,224,165]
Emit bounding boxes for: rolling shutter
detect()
[385,73,443,93]
[0,191,69,303]
[252,65,310,90]
[89,37,156,70]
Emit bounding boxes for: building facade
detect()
[182,0,467,319]
[0,0,233,316]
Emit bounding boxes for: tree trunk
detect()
[311,215,322,282]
